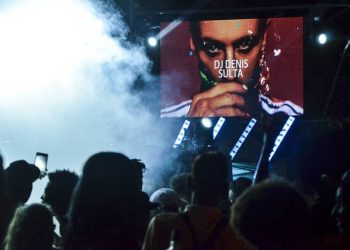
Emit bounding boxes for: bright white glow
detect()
[273,49,281,56]
[0,0,163,203]
[213,117,225,139]
[232,167,251,176]
[147,36,157,47]
[318,33,327,45]
[229,118,257,160]
[268,116,295,161]
[201,118,212,128]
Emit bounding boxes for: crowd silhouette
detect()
[0,120,350,250]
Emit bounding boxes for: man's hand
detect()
[187,82,248,117]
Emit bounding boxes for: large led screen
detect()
[160,17,303,118]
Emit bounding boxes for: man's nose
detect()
[225,46,235,62]
[224,46,235,80]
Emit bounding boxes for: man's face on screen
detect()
[191,19,265,86]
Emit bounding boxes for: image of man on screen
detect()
[160,18,303,118]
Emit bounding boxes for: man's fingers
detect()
[188,83,249,117]
[192,82,247,103]
[188,93,247,117]
[207,93,246,110]
[212,107,248,117]
[189,106,247,117]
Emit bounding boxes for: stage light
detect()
[229,118,257,160]
[201,118,212,128]
[147,36,158,47]
[212,117,225,140]
[173,120,190,148]
[318,33,327,45]
[268,116,295,161]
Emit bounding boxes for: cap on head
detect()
[150,188,187,209]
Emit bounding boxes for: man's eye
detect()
[235,36,259,53]
[207,45,220,53]
[237,38,253,51]
[238,42,250,50]
[201,41,222,57]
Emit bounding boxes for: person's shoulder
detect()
[259,94,303,116]
[144,212,183,250]
[148,212,192,236]
[220,224,256,250]
[151,212,182,225]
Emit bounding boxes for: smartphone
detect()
[34,152,48,174]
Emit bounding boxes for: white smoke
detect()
[0,0,168,202]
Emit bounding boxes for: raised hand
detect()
[187,82,249,117]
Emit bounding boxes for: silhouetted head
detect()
[4,203,54,250]
[170,173,192,202]
[190,151,230,205]
[231,179,309,250]
[333,170,350,234]
[230,177,252,202]
[130,159,146,191]
[4,160,40,205]
[78,152,139,200]
[66,152,143,250]
[42,169,79,218]
[69,152,140,221]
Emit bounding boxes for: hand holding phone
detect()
[34,152,48,175]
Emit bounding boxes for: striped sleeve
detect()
[160,100,192,118]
